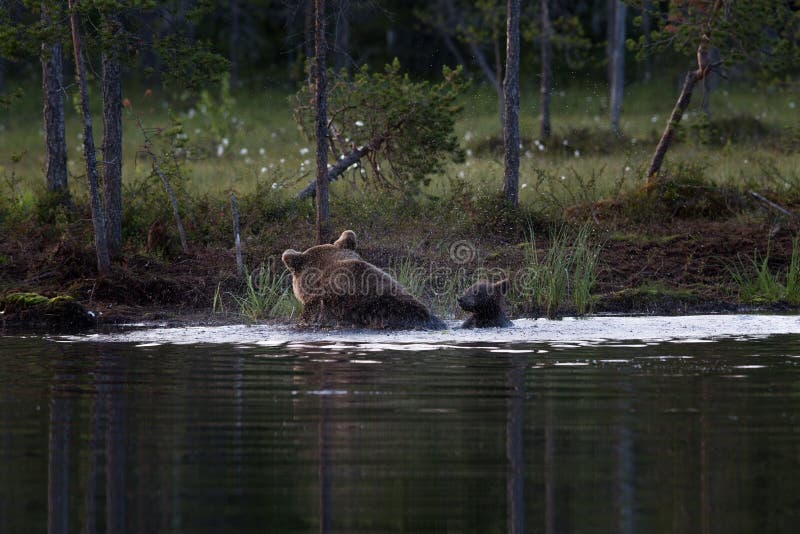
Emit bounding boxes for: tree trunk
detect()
[698,42,720,117]
[646,70,700,181]
[230,193,243,275]
[314,0,332,245]
[539,0,553,140]
[502,0,520,208]
[229,0,240,85]
[609,0,626,135]
[41,2,69,204]
[69,0,111,276]
[101,15,123,256]
[333,0,350,72]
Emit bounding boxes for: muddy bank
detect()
[3,184,800,327]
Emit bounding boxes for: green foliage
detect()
[529,165,629,219]
[687,113,770,147]
[1,1,225,92]
[293,59,467,192]
[521,5,592,68]
[231,263,297,323]
[0,87,24,110]
[627,0,800,81]
[728,248,784,304]
[786,238,800,305]
[240,175,314,237]
[154,35,229,92]
[516,224,602,318]
[458,0,505,46]
[390,256,465,319]
[748,159,800,205]
[197,74,240,146]
[727,239,800,305]
[391,258,428,305]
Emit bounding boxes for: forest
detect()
[1,0,800,328]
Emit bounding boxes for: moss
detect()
[1,292,50,310]
[1,292,94,328]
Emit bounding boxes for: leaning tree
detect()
[627,0,800,183]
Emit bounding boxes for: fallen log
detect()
[297,145,372,200]
[749,190,800,220]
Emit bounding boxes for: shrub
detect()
[293,59,467,193]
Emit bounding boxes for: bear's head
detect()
[282,230,359,304]
[457,278,509,313]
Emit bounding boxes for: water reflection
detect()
[47,361,72,534]
[318,364,332,534]
[0,335,797,532]
[506,355,525,534]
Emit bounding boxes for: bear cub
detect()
[458,278,512,328]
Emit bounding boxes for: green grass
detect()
[3,75,799,216]
[786,238,800,305]
[727,238,800,305]
[228,263,298,322]
[514,224,602,318]
[391,257,465,319]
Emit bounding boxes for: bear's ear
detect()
[334,230,357,250]
[282,249,304,272]
[494,278,510,295]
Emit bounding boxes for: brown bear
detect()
[282,230,446,329]
[457,278,512,328]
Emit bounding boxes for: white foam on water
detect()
[56,315,800,349]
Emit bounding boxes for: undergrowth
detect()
[510,225,601,318]
[513,224,602,318]
[727,238,800,305]
[227,263,298,322]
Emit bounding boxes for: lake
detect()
[2,315,800,533]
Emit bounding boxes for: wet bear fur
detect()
[458,278,512,328]
[282,230,446,329]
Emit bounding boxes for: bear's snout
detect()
[458,294,476,311]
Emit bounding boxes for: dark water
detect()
[2,334,800,533]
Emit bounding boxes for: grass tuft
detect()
[230,264,298,322]
[786,237,800,305]
[515,224,602,318]
[727,239,800,305]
